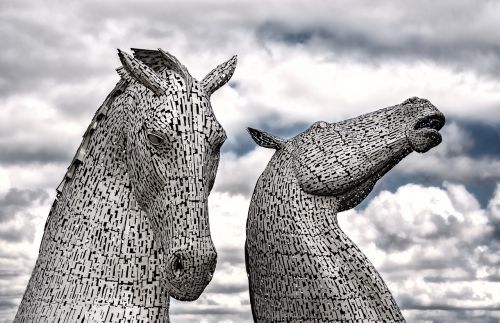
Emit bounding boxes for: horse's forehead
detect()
[297,124,339,142]
[126,70,225,136]
[137,94,224,139]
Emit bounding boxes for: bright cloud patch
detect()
[339,183,500,323]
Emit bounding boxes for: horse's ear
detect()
[157,49,193,93]
[247,127,285,150]
[201,55,237,96]
[117,49,168,96]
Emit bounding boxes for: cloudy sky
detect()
[1,0,500,322]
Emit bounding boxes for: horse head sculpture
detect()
[118,49,235,300]
[246,97,444,322]
[15,48,236,322]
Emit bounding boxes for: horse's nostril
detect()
[172,255,184,275]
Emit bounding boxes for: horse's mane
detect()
[55,48,189,196]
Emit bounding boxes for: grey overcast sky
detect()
[1,1,500,322]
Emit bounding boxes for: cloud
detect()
[338,183,500,322]
[0,164,66,193]
[254,1,500,77]
[0,186,52,323]
[214,149,274,196]
[488,184,500,222]
[0,96,94,166]
[409,152,495,181]
[2,0,500,121]
[0,188,48,222]
[404,309,500,323]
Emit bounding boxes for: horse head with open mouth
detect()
[246,97,444,322]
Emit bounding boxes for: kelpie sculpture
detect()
[15,48,236,322]
[246,97,445,322]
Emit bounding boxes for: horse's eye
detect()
[147,133,163,146]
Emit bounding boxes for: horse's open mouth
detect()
[414,113,445,131]
[407,113,445,153]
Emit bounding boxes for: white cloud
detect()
[338,182,500,320]
[236,50,500,125]
[214,149,274,196]
[0,164,65,192]
[487,184,500,221]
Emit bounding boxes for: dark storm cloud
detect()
[459,120,500,158]
[224,113,310,157]
[0,188,49,222]
[76,0,500,79]
[257,22,500,76]
[256,1,500,78]
[0,0,236,98]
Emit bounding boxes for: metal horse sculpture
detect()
[245,97,445,322]
[15,48,237,322]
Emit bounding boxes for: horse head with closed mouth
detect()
[119,49,237,301]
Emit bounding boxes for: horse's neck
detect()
[255,151,380,275]
[48,103,134,256]
[248,151,403,321]
[16,102,169,321]
[254,150,338,224]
